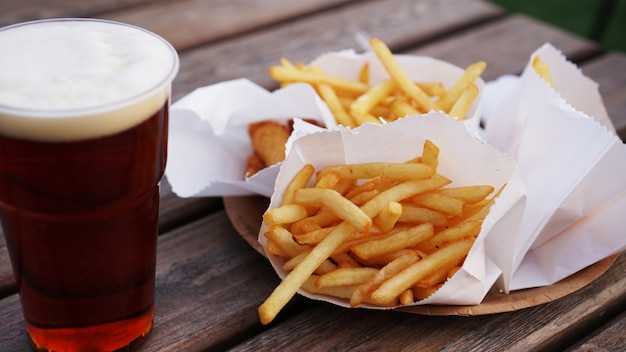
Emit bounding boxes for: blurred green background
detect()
[488,0,625,53]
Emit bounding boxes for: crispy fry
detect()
[295,188,372,232]
[281,164,315,206]
[369,38,441,112]
[316,267,379,288]
[263,204,309,226]
[351,223,433,260]
[269,65,369,94]
[259,221,356,325]
[436,61,486,112]
[448,82,479,120]
[318,162,433,181]
[370,238,474,304]
[410,192,464,216]
[258,140,499,323]
[350,251,421,307]
[430,185,494,204]
[374,201,402,232]
[532,55,554,88]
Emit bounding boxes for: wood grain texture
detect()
[101,0,358,51]
[0,0,159,27]
[407,15,602,81]
[172,0,503,100]
[566,311,626,352]
[228,254,626,352]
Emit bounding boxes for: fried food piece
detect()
[247,121,290,176]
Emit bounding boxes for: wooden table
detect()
[1,1,625,351]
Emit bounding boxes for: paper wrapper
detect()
[483,43,626,292]
[164,51,484,198]
[165,79,336,197]
[258,115,522,307]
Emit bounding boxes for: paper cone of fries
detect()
[482,43,626,292]
[165,48,485,198]
[258,114,523,310]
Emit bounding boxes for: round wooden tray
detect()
[224,195,618,316]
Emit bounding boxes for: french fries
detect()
[258,140,500,324]
[269,38,486,126]
[532,55,554,88]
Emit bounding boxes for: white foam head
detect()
[0,18,179,141]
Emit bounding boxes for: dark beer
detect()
[0,19,178,351]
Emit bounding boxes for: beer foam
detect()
[0,19,179,141]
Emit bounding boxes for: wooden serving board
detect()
[223,195,618,316]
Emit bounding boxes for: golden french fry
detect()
[270,65,369,95]
[259,221,355,325]
[358,63,370,84]
[369,38,441,112]
[370,238,475,304]
[532,55,554,88]
[282,251,337,275]
[360,175,451,218]
[448,82,478,120]
[410,192,464,216]
[350,79,396,115]
[318,162,433,181]
[349,189,380,207]
[351,223,433,260]
[416,220,482,253]
[350,251,421,307]
[421,139,439,173]
[293,225,335,245]
[315,171,341,189]
[264,226,308,258]
[316,82,358,127]
[399,289,414,305]
[436,61,486,112]
[389,98,421,118]
[263,204,309,226]
[302,276,356,299]
[331,252,361,268]
[350,109,382,125]
[295,188,372,232]
[281,164,315,206]
[397,205,448,227]
[432,185,494,204]
[411,283,443,301]
[290,218,322,236]
[374,201,402,232]
[316,267,379,288]
[416,82,446,97]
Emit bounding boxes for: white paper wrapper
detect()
[483,43,626,292]
[259,114,522,307]
[164,51,485,198]
[165,79,336,197]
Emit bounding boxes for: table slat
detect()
[228,254,626,352]
[567,311,626,352]
[100,0,359,51]
[172,0,503,100]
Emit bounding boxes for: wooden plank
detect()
[580,52,626,141]
[225,254,626,352]
[101,0,359,51]
[567,311,626,351]
[172,0,503,99]
[407,15,602,81]
[0,0,159,27]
